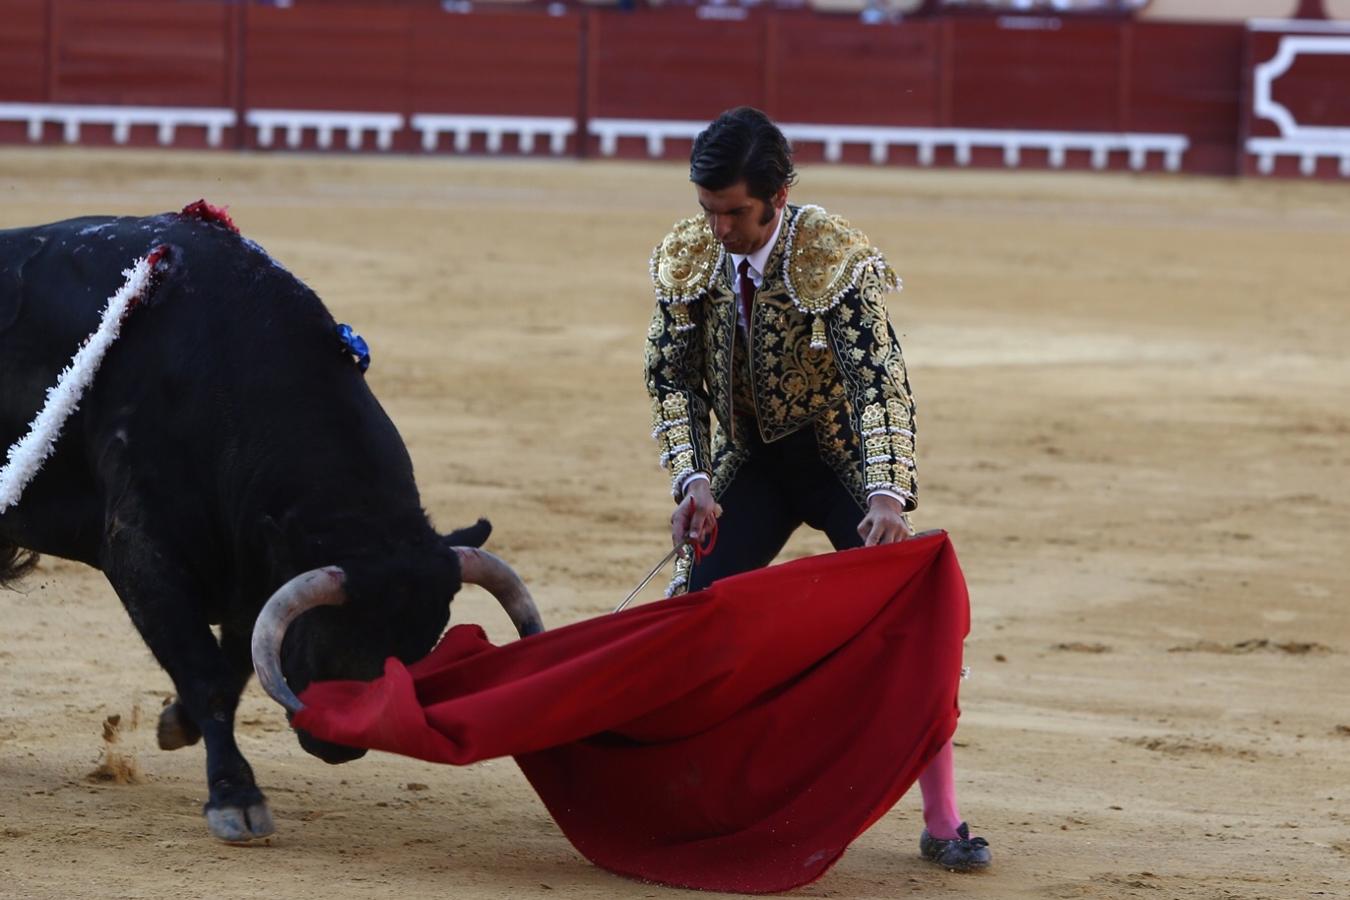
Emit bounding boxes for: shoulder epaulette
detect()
[650,215,725,305]
[781,205,900,349]
[783,205,899,315]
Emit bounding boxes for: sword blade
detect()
[614,545,683,613]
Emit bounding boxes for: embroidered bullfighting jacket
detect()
[645,203,918,512]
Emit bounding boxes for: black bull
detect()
[0,210,542,841]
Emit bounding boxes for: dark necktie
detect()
[737,258,755,330]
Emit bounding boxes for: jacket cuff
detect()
[677,471,710,500]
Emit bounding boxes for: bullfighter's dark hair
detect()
[0,542,38,589]
[689,107,797,204]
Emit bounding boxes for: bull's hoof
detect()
[206,802,275,842]
[157,701,202,751]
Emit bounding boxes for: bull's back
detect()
[0,216,151,562]
[4,208,414,523]
[0,215,194,434]
[2,209,413,562]
[0,212,338,437]
[1,218,120,434]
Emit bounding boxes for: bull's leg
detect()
[157,699,201,750]
[100,527,274,842]
[160,624,260,752]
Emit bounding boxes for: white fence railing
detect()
[411,114,575,154]
[588,117,1189,172]
[0,103,234,146]
[0,103,1194,174]
[244,110,404,151]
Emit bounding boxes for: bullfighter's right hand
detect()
[672,478,720,549]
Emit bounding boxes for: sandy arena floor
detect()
[0,148,1347,900]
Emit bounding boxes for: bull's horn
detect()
[454,547,543,637]
[250,566,347,714]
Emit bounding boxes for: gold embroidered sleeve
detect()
[826,264,918,510]
[646,218,721,499]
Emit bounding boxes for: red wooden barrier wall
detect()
[580,11,1245,173]
[0,0,238,147]
[1248,31,1350,134]
[1128,22,1245,176]
[2,1,1343,179]
[409,10,581,119]
[49,0,233,107]
[948,18,1124,132]
[769,16,943,166]
[767,17,941,127]
[1244,23,1350,178]
[237,6,583,152]
[586,9,766,120]
[0,0,48,104]
[243,4,410,115]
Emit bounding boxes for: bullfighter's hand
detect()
[672,478,721,549]
[858,494,913,547]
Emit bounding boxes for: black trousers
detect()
[688,425,867,592]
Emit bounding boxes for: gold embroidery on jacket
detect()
[783,205,900,348]
[645,282,712,497]
[650,215,724,305]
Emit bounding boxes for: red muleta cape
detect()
[294,531,970,893]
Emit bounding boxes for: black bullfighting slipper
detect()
[919,822,992,871]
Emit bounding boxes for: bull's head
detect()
[249,525,542,762]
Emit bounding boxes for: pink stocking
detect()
[917,739,963,839]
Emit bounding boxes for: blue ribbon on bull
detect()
[335,324,371,373]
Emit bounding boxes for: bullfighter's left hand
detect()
[858,494,914,547]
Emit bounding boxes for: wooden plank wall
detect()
[1129,22,1245,176]
[6,1,1340,178]
[0,0,50,104]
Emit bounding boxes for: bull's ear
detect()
[442,518,492,549]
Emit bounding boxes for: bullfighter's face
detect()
[696,180,787,257]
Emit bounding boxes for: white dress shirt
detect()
[729,208,785,333]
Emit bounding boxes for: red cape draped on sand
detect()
[293,531,970,893]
